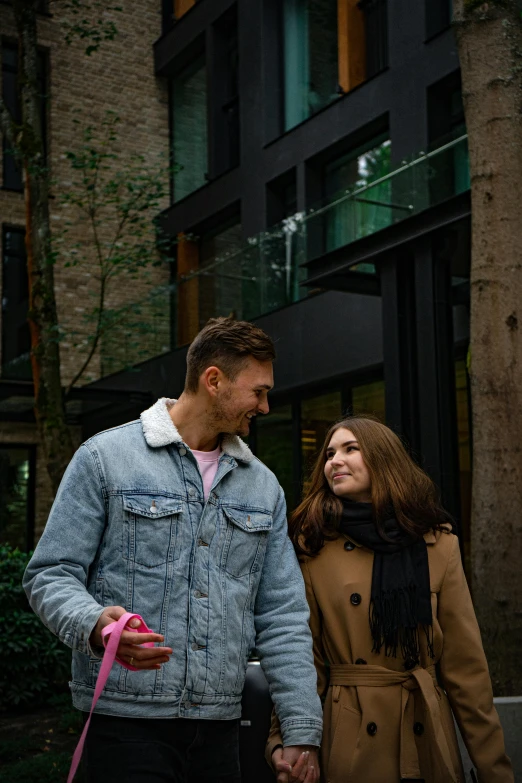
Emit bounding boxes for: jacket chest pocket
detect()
[221,507,272,578]
[122,494,182,568]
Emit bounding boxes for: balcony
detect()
[176,134,469,326]
[97,134,469,368]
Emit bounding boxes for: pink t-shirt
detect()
[192,445,222,500]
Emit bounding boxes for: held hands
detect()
[272,746,319,783]
[90,606,172,670]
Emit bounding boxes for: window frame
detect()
[1,224,32,380]
[1,38,49,193]
[0,442,36,552]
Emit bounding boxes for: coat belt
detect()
[329,663,458,782]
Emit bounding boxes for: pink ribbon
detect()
[67,612,154,783]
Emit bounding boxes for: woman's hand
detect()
[272,746,319,783]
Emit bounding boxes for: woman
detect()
[267,416,513,783]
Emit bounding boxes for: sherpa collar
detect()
[140,397,254,463]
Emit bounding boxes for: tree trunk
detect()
[15,0,73,493]
[453,0,522,695]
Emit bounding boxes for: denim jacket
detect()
[23,398,322,747]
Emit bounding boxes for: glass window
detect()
[426,0,452,39]
[2,43,23,191]
[198,220,243,327]
[352,379,385,422]
[358,0,388,80]
[212,7,240,176]
[301,391,342,493]
[171,54,208,202]
[0,447,34,551]
[2,45,47,192]
[283,0,339,131]
[255,405,296,508]
[428,74,469,203]
[323,135,392,254]
[2,227,32,380]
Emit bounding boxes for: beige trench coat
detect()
[267,529,513,783]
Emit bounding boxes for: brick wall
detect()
[0,0,170,525]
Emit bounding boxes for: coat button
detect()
[344,540,355,551]
[355,658,367,665]
[350,593,362,606]
[191,643,198,651]
[179,447,187,456]
[414,722,424,736]
[366,722,377,736]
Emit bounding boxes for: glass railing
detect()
[303,133,469,273]
[176,134,469,323]
[100,285,172,377]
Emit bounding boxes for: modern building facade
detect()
[1,0,472,571]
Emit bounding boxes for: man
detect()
[24,317,322,783]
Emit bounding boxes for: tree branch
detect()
[65,274,107,394]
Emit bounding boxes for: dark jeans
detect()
[83,713,242,783]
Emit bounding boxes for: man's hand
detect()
[272,745,319,783]
[90,606,172,670]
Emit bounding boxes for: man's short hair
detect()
[185,316,276,393]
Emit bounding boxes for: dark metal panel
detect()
[304,192,471,287]
[254,291,383,395]
[237,0,268,236]
[413,236,461,525]
[154,0,237,76]
[379,253,419,446]
[80,290,383,439]
[159,168,241,235]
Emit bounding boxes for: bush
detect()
[0,751,72,783]
[0,545,71,710]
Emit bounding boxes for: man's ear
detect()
[202,366,222,397]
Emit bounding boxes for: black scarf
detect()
[339,499,434,666]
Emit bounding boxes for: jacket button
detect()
[191,643,198,651]
[344,540,355,551]
[179,447,187,456]
[189,488,196,496]
[414,722,424,736]
[366,722,377,736]
[350,593,362,606]
[355,658,367,665]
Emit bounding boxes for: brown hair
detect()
[184,316,276,393]
[290,415,452,557]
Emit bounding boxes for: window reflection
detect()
[323,136,392,255]
[283,0,339,131]
[255,406,295,508]
[0,448,32,551]
[199,221,243,327]
[352,379,386,423]
[301,391,342,494]
[171,55,208,202]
